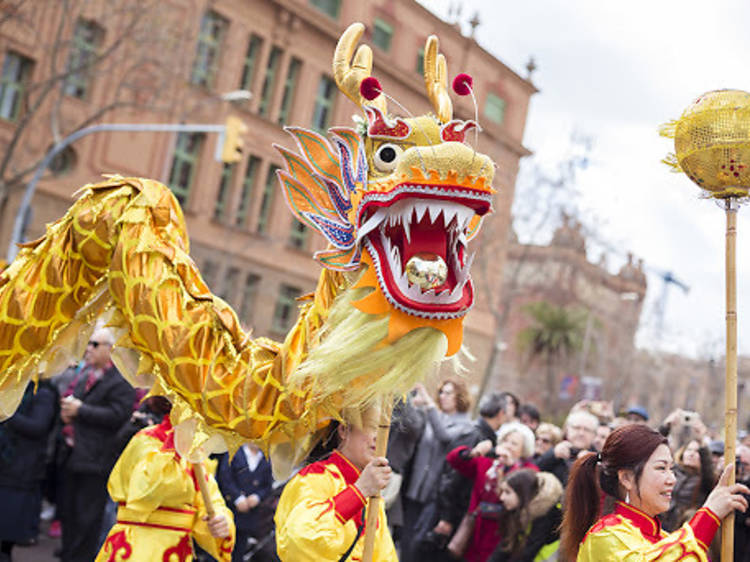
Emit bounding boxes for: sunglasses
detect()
[87,340,108,348]
[536,437,552,444]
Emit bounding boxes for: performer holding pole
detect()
[661,89,750,559]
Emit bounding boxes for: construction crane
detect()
[645,267,690,344]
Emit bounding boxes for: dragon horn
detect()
[424,35,453,123]
[333,22,387,114]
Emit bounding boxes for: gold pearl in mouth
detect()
[405,252,448,290]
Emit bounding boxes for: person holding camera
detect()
[536,410,598,487]
[660,437,714,532]
[445,421,537,562]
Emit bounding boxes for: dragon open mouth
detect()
[357,186,492,319]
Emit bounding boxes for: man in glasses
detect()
[58,327,135,562]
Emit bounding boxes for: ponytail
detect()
[560,424,668,560]
[560,452,600,560]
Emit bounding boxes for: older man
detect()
[536,410,599,486]
[58,327,135,562]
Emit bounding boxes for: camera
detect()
[569,447,581,458]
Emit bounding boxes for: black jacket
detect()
[0,381,58,489]
[487,472,563,562]
[436,417,498,527]
[217,449,274,532]
[66,364,135,475]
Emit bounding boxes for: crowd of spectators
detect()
[3,354,750,562]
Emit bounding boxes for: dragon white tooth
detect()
[403,217,411,244]
[428,204,441,224]
[415,202,428,222]
[445,206,458,228]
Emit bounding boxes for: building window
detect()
[272,284,301,333]
[484,92,506,125]
[289,219,308,250]
[277,57,301,125]
[219,266,240,304]
[167,132,204,206]
[239,34,263,92]
[372,18,393,52]
[416,47,424,74]
[214,163,235,221]
[309,0,340,19]
[64,19,104,99]
[257,164,278,234]
[190,11,228,88]
[0,51,33,121]
[258,46,282,117]
[235,155,260,226]
[311,75,335,132]
[240,273,260,325]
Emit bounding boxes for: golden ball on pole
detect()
[661,89,750,198]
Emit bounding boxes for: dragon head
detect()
[275,23,494,356]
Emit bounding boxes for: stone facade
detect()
[493,216,648,417]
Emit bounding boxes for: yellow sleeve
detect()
[275,471,366,562]
[578,518,713,562]
[107,433,193,520]
[192,460,236,562]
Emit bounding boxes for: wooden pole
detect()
[721,198,738,561]
[193,461,216,518]
[361,397,394,562]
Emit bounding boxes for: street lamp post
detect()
[6,122,231,263]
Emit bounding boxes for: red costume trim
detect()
[298,451,366,523]
[116,519,192,533]
[614,501,663,542]
[688,507,720,550]
[117,502,195,516]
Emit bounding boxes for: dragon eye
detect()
[373,143,403,172]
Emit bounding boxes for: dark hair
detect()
[305,421,341,464]
[519,403,540,424]
[560,424,668,560]
[500,391,520,418]
[437,378,471,413]
[498,469,540,555]
[478,392,506,418]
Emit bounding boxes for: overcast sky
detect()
[419,0,750,358]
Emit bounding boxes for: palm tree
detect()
[518,301,588,415]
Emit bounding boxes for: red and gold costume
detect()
[577,501,720,561]
[95,416,235,562]
[275,451,397,561]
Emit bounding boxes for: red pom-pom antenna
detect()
[360,77,383,101]
[452,73,474,96]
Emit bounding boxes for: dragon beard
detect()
[290,282,449,416]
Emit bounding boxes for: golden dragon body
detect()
[0,23,496,465]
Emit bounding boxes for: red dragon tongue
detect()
[403,220,448,264]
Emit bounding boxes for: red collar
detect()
[329,450,361,484]
[143,414,176,453]
[614,501,662,540]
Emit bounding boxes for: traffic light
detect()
[221,116,248,163]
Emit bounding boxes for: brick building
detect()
[0,0,535,390]
[493,215,648,416]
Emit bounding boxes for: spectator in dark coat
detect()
[217,443,274,562]
[385,396,425,539]
[401,379,473,562]
[0,381,58,562]
[536,410,598,486]
[660,439,715,532]
[58,328,135,562]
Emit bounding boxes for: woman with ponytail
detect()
[560,424,749,561]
